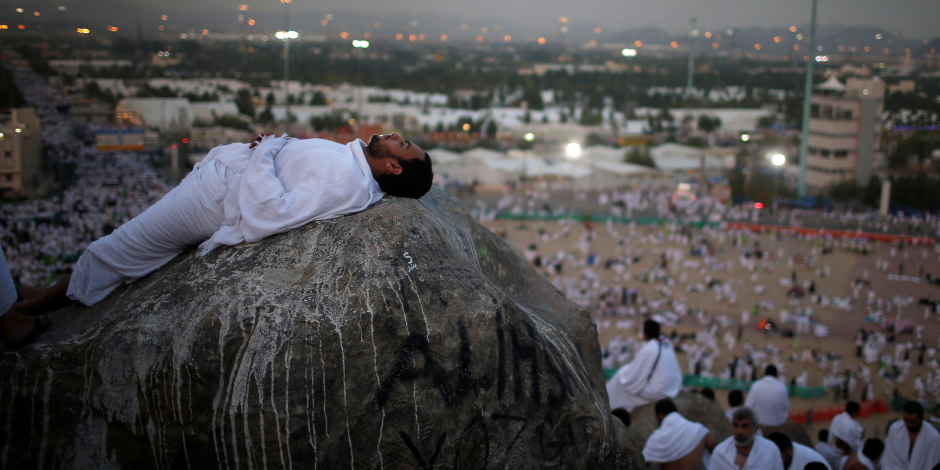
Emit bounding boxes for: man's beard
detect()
[734,434,755,446]
[906,422,922,433]
[366,137,393,161]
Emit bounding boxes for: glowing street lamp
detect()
[621,48,637,57]
[566,143,581,158]
[524,132,534,141]
[351,39,369,48]
[772,154,785,166]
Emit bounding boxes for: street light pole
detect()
[773,153,786,214]
[281,0,292,133]
[798,0,818,198]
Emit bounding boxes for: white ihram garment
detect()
[642,412,709,463]
[829,412,864,453]
[606,338,682,411]
[68,137,383,306]
[880,419,940,470]
[815,441,844,470]
[744,376,790,427]
[710,435,784,470]
[789,442,831,470]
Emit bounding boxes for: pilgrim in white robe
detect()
[744,376,790,427]
[845,452,876,470]
[829,412,863,453]
[815,441,844,470]
[642,412,709,464]
[880,419,940,470]
[67,136,385,306]
[606,338,682,411]
[789,442,831,470]
[711,435,785,470]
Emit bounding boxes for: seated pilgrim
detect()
[840,438,884,470]
[710,407,785,470]
[829,401,864,459]
[744,364,790,427]
[881,401,940,470]
[607,319,682,411]
[814,430,844,470]
[1,133,433,347]
[641,398,719,470]
[768,431,832,470]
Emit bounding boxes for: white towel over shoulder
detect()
[642,412,709,463]
[880,420,940,470]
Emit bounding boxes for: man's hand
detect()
[249,133,274,149]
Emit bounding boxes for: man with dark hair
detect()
[3,133,434,337]
[726,389,744,422]
[699,387,715,401]
[768,431,832,470]
[611,408,631,428]
[830,401,864,457]
[607,319,682,411]
[642,398,719,470]
[744,364,790,427]
[842,438,884,470]
[711,407,784,470]
[882,401,940,469]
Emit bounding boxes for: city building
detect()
[0,109,48,199]
[805,76,885,188]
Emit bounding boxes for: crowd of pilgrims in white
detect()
[0,67,172,288]
[500,210,940,406]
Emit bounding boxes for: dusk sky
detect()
[103,0,939,38]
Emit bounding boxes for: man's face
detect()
[903,412,923,433]
[732,418,755,446]
[367,132,425,163]
[779,447,793,468]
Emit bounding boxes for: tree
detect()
[485,120,498,137]
[258,107,275,124]
[624,146,656,168]
[697,115,721,133]
[265,92,276,106]
[235,89,255,118]
[309,91,327,105]
[522,88,544,110]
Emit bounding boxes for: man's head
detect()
[732,407,758,447]
[699,387,715,401]
[803,463,828,470]
[765,364,778,378]
[818,429,829,442]
[643,319,660,341]
[902,401,924,433]
[654,398,678,424]
[861,438,884,462]
[729,389,744,408]
[845,401,860,419]
[768,432,793,468]
[365,133,433,199]
[612,407,631,428]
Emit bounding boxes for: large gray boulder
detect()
[0,187,642,469]
[629,390,733,452]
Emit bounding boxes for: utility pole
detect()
[797,0,818,198]
[687,18,696,95]
[281,0,292,133]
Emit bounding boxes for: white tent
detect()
[462,147,506,161]
[427,148,461,164]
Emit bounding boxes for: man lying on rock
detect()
[0,132,433,348]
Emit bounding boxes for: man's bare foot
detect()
[0,309,51,348]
